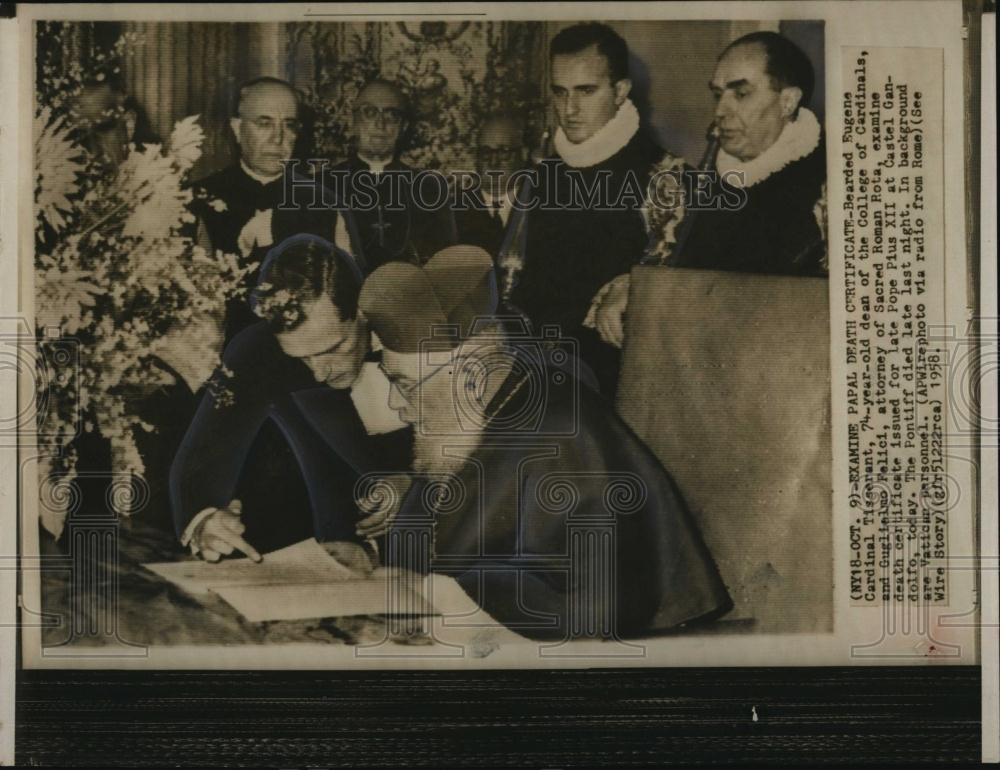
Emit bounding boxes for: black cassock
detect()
[326,154,456,271]
[670,140,827,276]
[170,321,412,553]
[511,131,664,398]
[193,163,351,342]
[389,350,732,640]
[453,189,512,258]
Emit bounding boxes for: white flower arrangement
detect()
[34,33,257,529]
[251,285,303,328]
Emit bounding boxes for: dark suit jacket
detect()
[452,188,528,260]
[170,321,412,552]
[193,164,351,343]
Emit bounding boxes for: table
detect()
[37,517,417,648]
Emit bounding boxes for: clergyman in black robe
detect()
[510,24,669,399]
[324,79,456,271]
[359,245,732,641]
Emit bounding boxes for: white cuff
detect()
[583,273,631,329]
[180,507,218,556]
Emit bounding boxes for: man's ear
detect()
[779,86,803,118]
[229,117,242,143]
[613,78,633,106]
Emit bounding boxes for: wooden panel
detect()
[617,266,833,633]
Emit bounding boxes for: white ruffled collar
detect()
[553,98,640,168]
[715,108,821,188]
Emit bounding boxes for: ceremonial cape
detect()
[392,352,732,640]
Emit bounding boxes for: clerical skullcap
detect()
[358,246,497,353]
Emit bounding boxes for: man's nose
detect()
[565,95,580,117]
[388,383,409,411]
[714,94,735,120]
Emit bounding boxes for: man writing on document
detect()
[170,235,411,562]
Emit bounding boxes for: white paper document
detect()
[142,539,359,597]
[212,577,436,623]
[143,539,439,621]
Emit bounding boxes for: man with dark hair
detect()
[589,30,828,350]
[670,30,826,274]
[548,21,631,113]
[326,78,456,271]
[170,235,410,559]
[510,22,680,398]
[720,30,815,117]
[193,77,350,343]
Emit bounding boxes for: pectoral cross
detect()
[371,206,392,247]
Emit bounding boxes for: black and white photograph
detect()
[1,1,994,765]
[22,15,841,660]
[6,0,980,676]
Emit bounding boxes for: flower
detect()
[34,106,87,238]
[35,263,105,333]
[168,114,205,172]
[33,76,248,493]
[237,208,273,257]
[117,143,191,241]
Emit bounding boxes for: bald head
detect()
[357,79,406,110]
[231,78,300,176]
[353,79,408,161]
[478,115,524,147]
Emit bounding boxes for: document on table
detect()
[142,539,438,621]
[142,539,359,596]
[211,574,435,623]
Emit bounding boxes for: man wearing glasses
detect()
[355,247,732,640]
[194,76,349,343]
[171,235,410,561]
[326,78,456,271]
[453,114,531,309]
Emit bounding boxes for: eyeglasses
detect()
[379,357,454,403]
[242,115,302,135]
[355,103,405,127]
